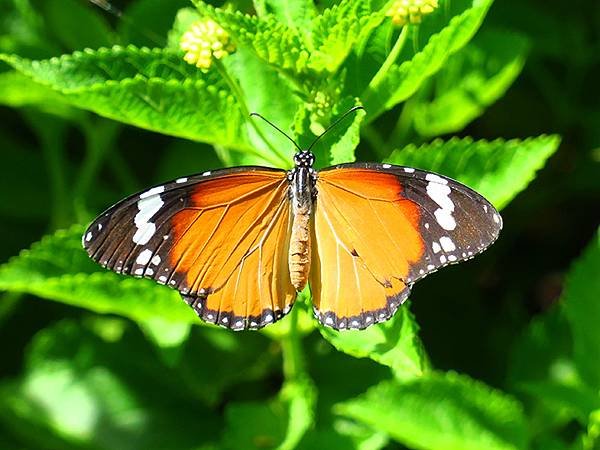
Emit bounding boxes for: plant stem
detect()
[281,305,305,381]
[74,118,120,221]
[363,25,409,115]
[213,59,289,167]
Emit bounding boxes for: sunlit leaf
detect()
[563,228,600,390]
[319,305,429,381]
[387,135,561,209]
[336,372,528,450]
[413,28,529,137]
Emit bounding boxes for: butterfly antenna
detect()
[250,112,302,152]
[88,0,166,47]
[306,105,365,153]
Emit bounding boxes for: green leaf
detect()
[138,318,192,367]
[0,46,250,150]
[0,71,77,118]
[336,372,528,450]
[363,0,495,119]
[319,305,429,380]
[387,135,561,209]
[193,2,310,74]
[167,7,202,50]
[0,319,220,450]
[223,45,301,166]
[564,228,600,390]
[0,226,199,325]
[222,377,316,450]
[253,0,318,30]
[413,28,529,137]
[307,0,384,73]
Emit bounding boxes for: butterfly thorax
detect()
[288,151,316,291]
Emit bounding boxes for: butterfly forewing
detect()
[83,167,296,330]
[310,163,502,330]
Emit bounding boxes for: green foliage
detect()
[387,135,561,209]
[0,0,598,449]
[336,372,528,450]
[563,230,600,389]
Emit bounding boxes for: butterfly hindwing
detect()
[310,163,502,330]
[83,167,296,330]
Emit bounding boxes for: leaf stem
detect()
[213,59,289,167]
[74,118,120,221]
[281,305,305,381]
[363,25,409,113]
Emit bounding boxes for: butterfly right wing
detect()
[83,167,296,330]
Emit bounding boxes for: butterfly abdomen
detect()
[289,205,311,291]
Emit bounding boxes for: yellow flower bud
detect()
[385,0,439,26]
[180,19,236,70]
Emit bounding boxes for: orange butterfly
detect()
[83,108,501,330]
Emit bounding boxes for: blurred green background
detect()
[0,0,599,449]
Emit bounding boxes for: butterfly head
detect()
[293,150,315,168]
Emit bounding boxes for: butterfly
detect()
[82,108,502,331]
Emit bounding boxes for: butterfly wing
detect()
[83,167,295,330]
[311,163,502,330]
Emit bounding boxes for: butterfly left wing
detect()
[310,163,502,330]
[83,167,296,330]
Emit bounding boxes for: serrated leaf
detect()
[336,372,528,450]
[0,46,252,151]
[319,305,429,380]
[363,0,495,119]
[0,226,199,325]
[308,0,384,73]
[193,2,310,74]
[387,135,561,209]
[564,228,600,390]
[413,28,529,137]
[254,0,317,30]
[0,71,78,118]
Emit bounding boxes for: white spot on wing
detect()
[158,275,167,283]
[448,255,457,262]
[97,224,102,231]
[139,186,165,199]
[133,194,164,245]
[434,209,456,231]
[325,317,334,325]
[403,167,415,173]
[426,175,456,231]
[134,268,144,275]
[85,232,92,242]
[202,171,211,176]
[440,255,447,264]
[136,249,153,265]
[432,242,441,253]
[493,213,500,224]
[382,163,391,169]
[175,177,188,183]
[145,268,154,276]
[151,255,161,265]
[439,236,456,252]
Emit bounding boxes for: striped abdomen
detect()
[289,206,311,291]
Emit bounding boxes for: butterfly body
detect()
[288,151,317,291]
[83,150,502,331]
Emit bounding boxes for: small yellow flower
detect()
[385,0,439,26]
[180,19,235,70]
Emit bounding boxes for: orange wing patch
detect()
[169,171,295,329]
[310,168,424,329]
